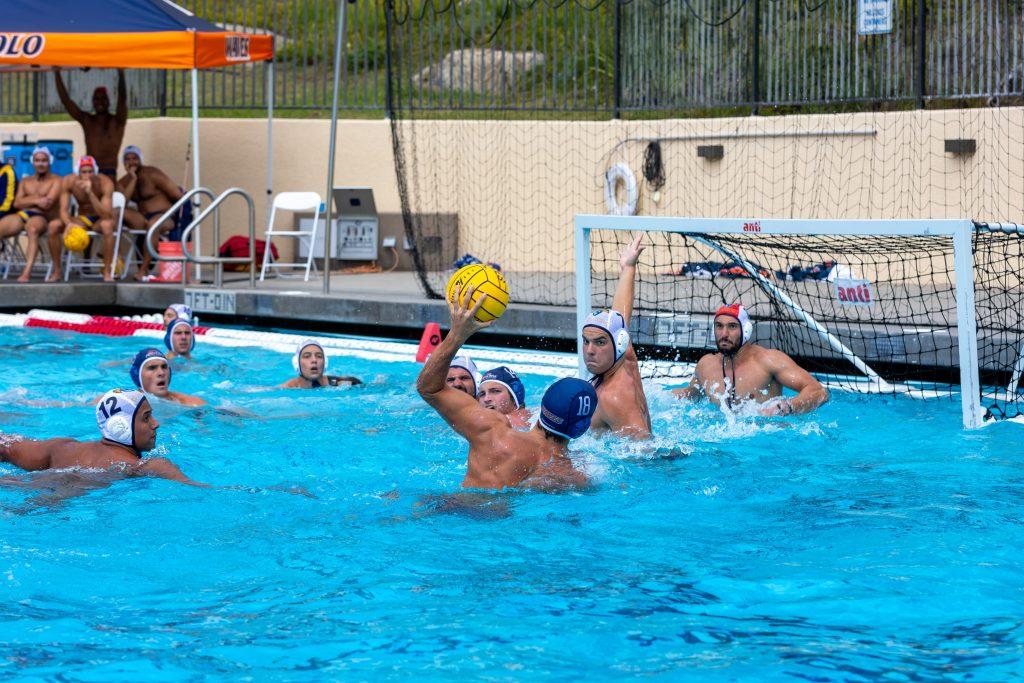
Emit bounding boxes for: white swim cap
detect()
[31,145,54,165]
[95,389,146,449]
[449,355,480,395]
[292,339,329,373]
[123,144,143,164]
[167,303,193,322]
[582,309,631,363]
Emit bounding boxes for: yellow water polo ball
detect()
[445,264,510,323]
[63,226,90,252]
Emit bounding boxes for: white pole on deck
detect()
[324,0,349,295]
[190,67,202,283]
[266,59,274,228]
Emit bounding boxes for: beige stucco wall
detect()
[389,108,1024,277]
[3,107,1021,273]
[1,117,400,263]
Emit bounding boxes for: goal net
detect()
[577,215,1024,428]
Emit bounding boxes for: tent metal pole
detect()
[324,0,348,295]
[190,67,202,283]
[266,59,274,229]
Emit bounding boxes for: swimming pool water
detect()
[1,326,1022,680]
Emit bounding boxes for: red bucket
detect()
[148,242,185,283]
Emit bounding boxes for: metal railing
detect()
[146,187,256,289]
[2,1,1022,119]
[143,187,215,285]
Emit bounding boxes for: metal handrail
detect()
[144,187,216,263]
[180,187,256,288]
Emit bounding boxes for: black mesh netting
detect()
[974,227,1024,420]
[386,0,1024,420]
[588,225,1024,419]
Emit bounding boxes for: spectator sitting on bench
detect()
[117,145,184,281]
[59,156,115,281]
[0,147,63,282]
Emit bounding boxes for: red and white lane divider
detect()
[14,309,211,337]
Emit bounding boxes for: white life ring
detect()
[604,162,638,216]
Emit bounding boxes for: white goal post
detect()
[574,215,988,429]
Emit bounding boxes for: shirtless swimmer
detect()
[673,303,829,415]
[581,234,652,439]
[0,389,203,486]
[478,366,531,429]
[418,285,596,491]
[280,339,362,389]
[130,348,205,406]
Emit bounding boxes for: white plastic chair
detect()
[64,191,126,280]
[0,232,54,280]
[259,191,323,282]
[112,198,162,280]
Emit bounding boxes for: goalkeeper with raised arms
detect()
[674,303,829,416]
[580,234,653,439]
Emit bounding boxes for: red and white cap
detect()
[714,303,753,346]
[77,155,98,173]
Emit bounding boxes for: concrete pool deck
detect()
[0,272,578,342]
[1,271,1015,377]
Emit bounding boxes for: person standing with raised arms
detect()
[53,69,128,179]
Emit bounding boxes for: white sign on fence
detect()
[857,0,893,36]
[185,289,236,315]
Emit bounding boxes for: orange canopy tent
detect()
[0,0,272,70]
[0,0,276,196]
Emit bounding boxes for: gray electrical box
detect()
[296,217,338,259]
[333,187,378,261]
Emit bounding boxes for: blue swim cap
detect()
[164,318,195,351]
[130,348,170,388]
[480,366,525,409]
[539,377,598,440]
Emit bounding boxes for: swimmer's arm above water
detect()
[417,285,500,439]
[278,376,361,389]
[759,350,829,416]
[135,457,209,487]
[0,435,64,471]
[612,234,645,326]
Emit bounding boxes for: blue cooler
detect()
[1,139,74,179]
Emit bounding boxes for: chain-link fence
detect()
[1,0,1021,119]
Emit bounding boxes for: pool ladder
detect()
[145,186,257,289]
